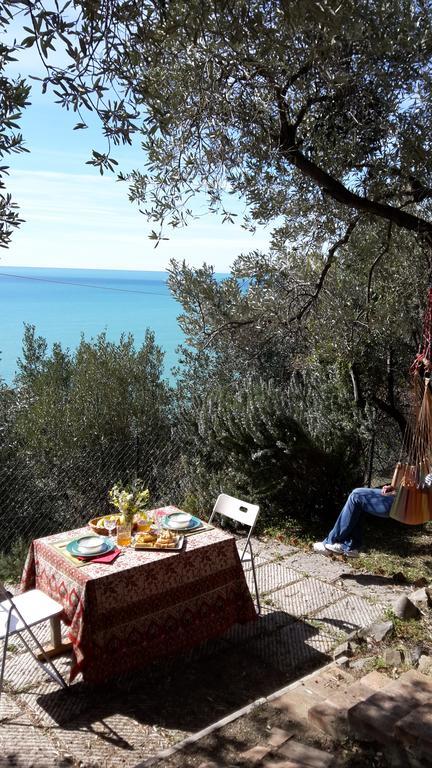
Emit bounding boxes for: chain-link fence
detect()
[0,427,193,581]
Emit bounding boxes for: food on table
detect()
[135,532,158,544]
[155,530,178,548]
[134,529,178,548]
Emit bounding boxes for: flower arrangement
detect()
[108,479,150,524]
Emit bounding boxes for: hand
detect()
[381,484,395,495]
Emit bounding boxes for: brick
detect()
[301,667,355,699]
[394,703,432,749]
[263,762,305,768]
[308,671,389,738]
[239,744,271,763]
[348,670,432,744]
[267,726,295,748]
[270,685,325,723]
[263,762,304,768]
[197,763,222,768]
[278,739,334,767]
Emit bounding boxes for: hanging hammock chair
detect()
[390,288,432,525]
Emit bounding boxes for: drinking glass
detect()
[116,521,132,547]
[105,517,116,541]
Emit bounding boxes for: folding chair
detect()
[0,583,68,702]
[209,493,261,614]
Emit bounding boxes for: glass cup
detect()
[105,517,117,541]
[116,521,132,547]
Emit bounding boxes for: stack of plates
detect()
[66,536,114,558]
[162,513,202,531]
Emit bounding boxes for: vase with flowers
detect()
[109,480,150,545]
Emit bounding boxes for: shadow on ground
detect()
[33,614,330,740]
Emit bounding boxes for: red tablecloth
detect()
[21,507,257,684]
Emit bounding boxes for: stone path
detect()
[0,537,416,767]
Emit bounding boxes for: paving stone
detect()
[251,538,299,561]
[222,605,294,645]
[337,572,411,602]
[4,647,73,693]
[45,707,185,767]
[308,671,389,738]
[312,595,385,637]
[247,620,336,674]
[270,579,347,619]
[18,678,95,728]
[281,552,353,581]
[245,562,304,596]
[0,692,61,767]
[277,738,334,767]
[236,540,267,569]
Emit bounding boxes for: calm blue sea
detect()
[0,267,185,384]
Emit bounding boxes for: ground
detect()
[1,517,431,768]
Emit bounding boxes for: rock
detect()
[409,588,429,613]
[359,620,393,643]
[384,648,403,667]
[418,655,432,675]
[349,657,375,671]
[393,595,421,620]
[407,645,423,667]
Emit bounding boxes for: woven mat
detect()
[51,540,107,568]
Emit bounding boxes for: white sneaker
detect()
[312,541,331,556]
[324,543,345,554]
[325,542,360,558]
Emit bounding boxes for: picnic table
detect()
[20,507,257,684]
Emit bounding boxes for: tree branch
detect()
[366,221,392,321]
[276,99,432,243]
[290,217,359,322]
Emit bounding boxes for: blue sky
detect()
[3,36,270,273]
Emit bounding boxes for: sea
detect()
[0,267,187,385]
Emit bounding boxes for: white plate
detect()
[165,512,192,529]
[77,536,106,553]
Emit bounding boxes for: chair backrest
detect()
[210,493,259,530]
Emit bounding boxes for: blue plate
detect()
[162,515,202,531]
[66,536,115,558]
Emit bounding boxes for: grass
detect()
[265,512,432,585]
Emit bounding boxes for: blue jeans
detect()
[324,488,394,553]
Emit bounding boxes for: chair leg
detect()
[0,606,14,706]
[16,630,68,689]
[6,601,68,691]
[248,544,261,615]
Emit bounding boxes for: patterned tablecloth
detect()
[20,507,257,684]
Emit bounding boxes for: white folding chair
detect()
[209,493,261,614]
[0,583,68,702]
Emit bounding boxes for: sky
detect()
[2,28,270,273]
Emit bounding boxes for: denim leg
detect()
[324,488,394,552]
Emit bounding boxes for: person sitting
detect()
[312,484,396,558]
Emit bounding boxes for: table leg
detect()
[36,615,73,660]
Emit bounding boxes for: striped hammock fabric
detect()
[390,290,432,524]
